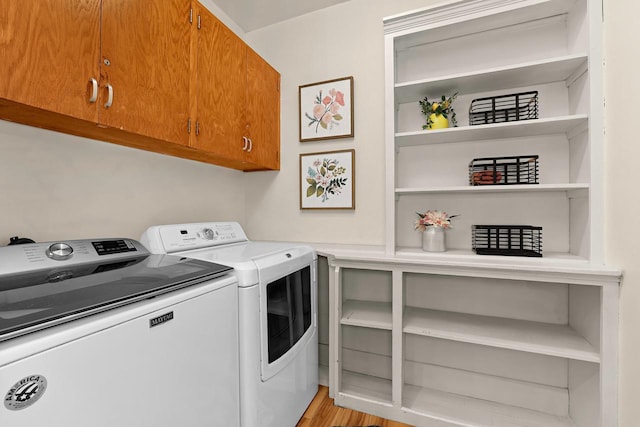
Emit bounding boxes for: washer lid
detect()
[0,254,232,342]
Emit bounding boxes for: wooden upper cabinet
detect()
[191,2,281,171]
[192,6,246,163]
[246,49,280,170]
[0,0,101,121]
[0,0,279,171]
[100,0,192,146]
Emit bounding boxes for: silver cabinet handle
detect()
[247,138,253,152]
[242,136,249,151]
[88,78,98,103]
[104,83,113,108]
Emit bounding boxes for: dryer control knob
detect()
[46,243,74,261]
[200,228,216,240]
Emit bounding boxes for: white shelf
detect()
[341,370,392,404]
[389,0,577,50]
[395,54,588,104]
[317,244,624,280]
[396,183,589,196]
[395,115,588,147]
[394,248,590,267]
[341,300,392,330]
[340,371,576,426]
[403,306,599,362]
[403,384,575,427]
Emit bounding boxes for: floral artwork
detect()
[299,77,354,142]
[305,158,347,202]
[307,89,345,134]
[300,150,355,209]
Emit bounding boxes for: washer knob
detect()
[200,228,216,240]
[46,243,74,260]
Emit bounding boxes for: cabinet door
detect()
[191,6,246,163]
[0,0,100,121]
[246,49,281,170]
[100,0,191,146]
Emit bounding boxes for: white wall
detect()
[244,0,439,244]
[603,0,640,424]
[0,120,246,243]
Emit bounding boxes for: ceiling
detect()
[212,0,352,32]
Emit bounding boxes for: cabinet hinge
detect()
[189,8,193,24]
[187,118,192,134]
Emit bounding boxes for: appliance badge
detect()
[4,375,48,411]
[149,311,174,328]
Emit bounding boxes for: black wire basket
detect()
[469,155,539,186]
[472,225,543,257]
[469,91,539,126]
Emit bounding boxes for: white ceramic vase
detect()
[422,227,446,252]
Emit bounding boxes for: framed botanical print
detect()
[299,149,355,210]
[299,76,354,142]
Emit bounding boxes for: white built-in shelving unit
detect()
[385,0,603,262]
[319,248,620,427]
[316,1,622,426]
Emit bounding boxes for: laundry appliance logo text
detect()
[4,374,48,411]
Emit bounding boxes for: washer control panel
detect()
[0,239,148,276]
[142,222,248,254]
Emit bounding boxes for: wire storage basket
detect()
[469,91,538,126]
[472,225,543,257]
[469,155,539,186]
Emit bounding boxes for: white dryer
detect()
[141,222,318,427]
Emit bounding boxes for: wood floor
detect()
[296,386,413,427]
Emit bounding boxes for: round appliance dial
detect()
[45,243,74,260]
[200,228,216,240]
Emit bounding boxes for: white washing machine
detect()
[0,238,239,427]
[141,222,318,427]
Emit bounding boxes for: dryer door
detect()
[265,266,312,363]
[254,249,316,381]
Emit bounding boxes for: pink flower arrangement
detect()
[305,88,345,133]
[414,210,459,232]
